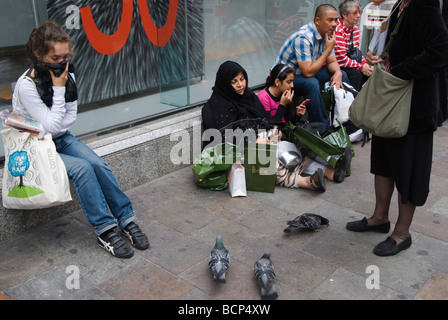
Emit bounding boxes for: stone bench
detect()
[0,107,203,242]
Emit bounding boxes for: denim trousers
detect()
[53,131,135,236]
[293,67,349,128]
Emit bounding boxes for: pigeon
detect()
[208,235,230,284]
[283,213,329,233]
[254,252,278,300]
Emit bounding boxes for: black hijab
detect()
[202,61,267,130]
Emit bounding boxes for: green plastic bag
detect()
[321,120,354,176]
[321,119,354,157]
[283,121,342,168]
[192,143,241,191]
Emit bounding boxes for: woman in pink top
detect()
[258,64,353,187]
[257,65,293,125]
[257,64,329,136]
[334,0,373,91]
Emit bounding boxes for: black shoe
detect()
[373,235,412,256]
[334,147,352,183]
[98,229,134,259]
[310,168,326,192]
[122,222,150,250]
[346,217,390,233]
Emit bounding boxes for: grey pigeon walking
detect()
[208,235,230,284]
[284,213,329,233]
[254,252,278,300]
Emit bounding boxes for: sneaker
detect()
[98,229,134,259]
[122,222,150,250]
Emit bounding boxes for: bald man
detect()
[272,4,349,128]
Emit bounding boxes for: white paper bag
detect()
[1,128,72,209]
[228,161,247,198]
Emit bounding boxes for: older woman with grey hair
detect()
[334,0,373,91]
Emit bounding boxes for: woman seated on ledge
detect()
[202,60,328,192]
[14,21,149,259]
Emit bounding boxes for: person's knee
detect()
[89,156,109,171]
[294,76,320,94]
[68,158,95,179]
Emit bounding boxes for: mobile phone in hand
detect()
[302,98,311,105]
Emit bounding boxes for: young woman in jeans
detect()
[13,21,149,259]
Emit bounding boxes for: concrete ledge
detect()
[0,107,203,242]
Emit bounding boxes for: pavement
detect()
[1,124,448,302]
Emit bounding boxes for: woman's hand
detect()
[296,104,306,117]
[361,63,374,76]
[366,51,382,65]
[280,88,294,106]
[49,62,69,87]
[275,129,282,142]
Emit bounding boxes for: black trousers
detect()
[341,67,369,92]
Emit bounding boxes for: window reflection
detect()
[0,0,371,146]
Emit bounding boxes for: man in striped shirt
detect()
[272,4,349,128]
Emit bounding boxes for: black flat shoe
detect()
[373,235,412,256]
[346,217,390,233]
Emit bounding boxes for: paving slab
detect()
[416,271,448,300]
[1,125,448,301]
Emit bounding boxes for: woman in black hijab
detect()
[201,61,326,192]
[202,61,275,130]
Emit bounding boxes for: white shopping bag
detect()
[228,161,247,198]
[1,128,72,209]
[331,82,358,127]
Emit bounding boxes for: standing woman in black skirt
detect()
[346,0,448,256]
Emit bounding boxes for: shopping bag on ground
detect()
[322,119,354,156]
[228,161,247,197]
[192,143,241,191]
[244,142,277,193]
[283,121,342,168]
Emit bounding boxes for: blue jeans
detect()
[293,67,349,128]
[53,131,135,235]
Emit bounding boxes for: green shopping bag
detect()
[192,143,241,191]
[283,121,342,168]
[321,120,354,176]
[244,143,278,193]
[321,119,354,157]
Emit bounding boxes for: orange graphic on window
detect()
[80,0,178,55]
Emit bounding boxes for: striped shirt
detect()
[272,21,335,75]
[334,18,366,70]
